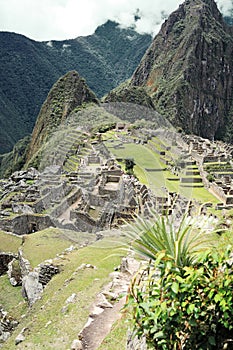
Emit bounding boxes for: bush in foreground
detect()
[128,248,233,349]
[126,212,233,349]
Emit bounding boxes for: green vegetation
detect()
[21,228,96,268]
[105,140,219,203]
[125,158,136,175]
[0,275,27,319]
[0,23,151,154]
[4,236,126,350]
[0,135,30,178]
[0,231,22,253]
[128,249,233,349]
[126,211,217,266]
[127,213,233,349]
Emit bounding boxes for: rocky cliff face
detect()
[26,71,98,164]
[131,0,233,140]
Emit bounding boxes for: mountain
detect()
[26,71,99,165]
[0,21,152,154]
[129,0,233,141]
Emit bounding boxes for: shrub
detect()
[207,173,215,182]
[128,246,233,349]
[126,212,232,349]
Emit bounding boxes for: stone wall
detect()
[180,177,202,183]
[0,253,16,276]
[0,214,55,235]
[72,212,98,233]
[50,188,82,218]
[127,332,147,350]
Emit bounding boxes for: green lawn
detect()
[0,231,22,253]
[0,275,27,319]
[22,228,96,267]
[105,142,167,194]
[105,141,219,203]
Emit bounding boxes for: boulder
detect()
[15,327,28,346]
[22,272,43,306]
[71,339,83,350]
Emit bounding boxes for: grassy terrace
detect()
[105,138,219,203]
[3,235,127,350]
[0,230,22,253]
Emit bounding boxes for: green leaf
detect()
[208,336,216,346]
[214,294,222,303]
[154,331,164,339]
[161,301,167,311]
[176,275,185,283]
[171,281,179,294]
[187,303,195,315]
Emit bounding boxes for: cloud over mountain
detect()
[0,0,231,41]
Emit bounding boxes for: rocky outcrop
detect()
[21,260,60,306]
[26,71,99,166]
[130,0,233,141]
[103,85,155,109]
[126,332,147,350]
[0,307,18,345]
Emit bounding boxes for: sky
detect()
[0,0,232,41]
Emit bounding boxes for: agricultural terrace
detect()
[104,134,219,204]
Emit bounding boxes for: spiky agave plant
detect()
[125,210,218,267]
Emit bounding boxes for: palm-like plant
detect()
[125,210,218,267]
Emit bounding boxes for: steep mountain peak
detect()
[94,20,119,36]
[130,0,233,140]
[26,70,98,163]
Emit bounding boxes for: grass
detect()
[105,140,219,203]
[0,230,22,253]
[98,314,130,350]
[3,236,127,350]
[0,274,27,319]
[22,228,96,267]
[105,142,167,194]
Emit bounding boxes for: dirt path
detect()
[81,297,126,350]
[78,257,140,350]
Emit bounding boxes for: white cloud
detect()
[0,0,231,41]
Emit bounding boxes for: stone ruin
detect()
[182,134,233,207]
[0,127,211,239]
[0,139,171,236]
[0,248,61,344]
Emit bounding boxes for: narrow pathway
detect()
[81,297,126,350]
[78,257,140,350]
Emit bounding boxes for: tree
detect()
[125,158,135,175]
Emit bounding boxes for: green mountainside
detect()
[0,21,151,154]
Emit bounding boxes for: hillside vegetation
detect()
[0,21,151,154]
